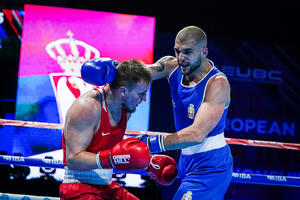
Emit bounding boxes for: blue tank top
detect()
[169,61,228,138]
[168,60,233,180]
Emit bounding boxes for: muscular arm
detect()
[64,91,101,171]
[164,75,230,150]
[146,56,178,80]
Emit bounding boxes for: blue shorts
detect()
[172,146,233,200]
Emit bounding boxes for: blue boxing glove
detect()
[81,58,119,86]
[139,135,166,153]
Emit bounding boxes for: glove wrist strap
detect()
[148,135,166,153]
[98,150,114,169]
[96,152,103,169]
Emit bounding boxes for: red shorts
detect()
[59,182,139,200]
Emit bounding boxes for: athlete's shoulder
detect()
[205,72,230,104]
[67,90,102,123]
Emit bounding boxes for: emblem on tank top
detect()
[181,191,192,200]
[188,104,195,119]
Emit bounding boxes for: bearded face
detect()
[174,38,207,77]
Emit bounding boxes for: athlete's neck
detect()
[104,85,122,114]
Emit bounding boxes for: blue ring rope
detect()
[0,155,299,187]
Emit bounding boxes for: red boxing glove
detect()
[146,155,177,186]
[98,138,152,171]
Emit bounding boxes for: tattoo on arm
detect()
[157,61,165,72]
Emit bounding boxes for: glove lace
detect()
[149,156,160,170]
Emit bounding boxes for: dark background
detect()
[0,1,300,200]
[1,0,300,112]
[1,0,300,103]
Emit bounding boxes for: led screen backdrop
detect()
[12,4,155,157]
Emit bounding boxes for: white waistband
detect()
[181,132,227,155]
[63,166,113,185]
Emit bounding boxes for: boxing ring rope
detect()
[0,192,60,200]
[0,118,300,188]
[1,118,300,151]
[0,154,300,187]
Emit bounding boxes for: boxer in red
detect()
[60,60,177,200]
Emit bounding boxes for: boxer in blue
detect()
[143,26,233,200]
[81,26,233,200]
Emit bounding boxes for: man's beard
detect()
[180,57,203,76]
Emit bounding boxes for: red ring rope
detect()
[1,118,299,151]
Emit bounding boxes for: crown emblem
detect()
[45,30,100,76]
[188,104,195,119]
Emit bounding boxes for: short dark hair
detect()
[109,60,152,90]
[176,26,207,47]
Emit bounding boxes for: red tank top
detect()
[62,86,127,165]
